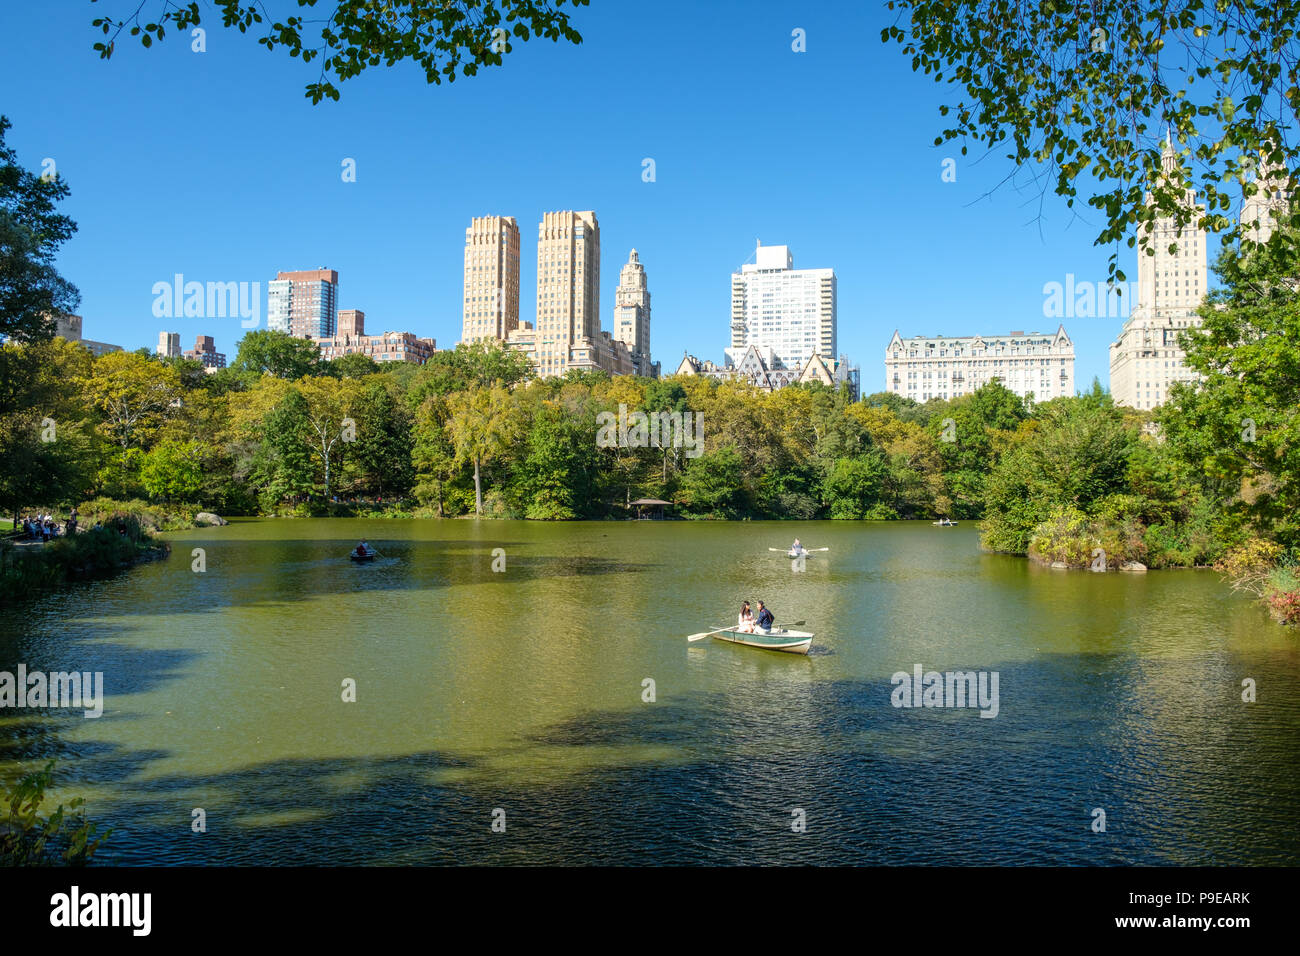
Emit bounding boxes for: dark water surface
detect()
[2,519,1296,865]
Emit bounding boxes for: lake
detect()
[2,519,1297,865]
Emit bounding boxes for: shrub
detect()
[0,760,111,866]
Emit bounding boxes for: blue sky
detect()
[1,0,1226,390]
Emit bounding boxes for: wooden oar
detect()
[689,619,807,643]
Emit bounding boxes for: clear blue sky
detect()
[1,0,1220,390]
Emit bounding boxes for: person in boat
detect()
[738,601,755,633]
[791,538,802,553]
[354,541,370,557]
[755,601,774,634]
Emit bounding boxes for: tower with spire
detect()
[613,249,656,377]
[1108,130,1209,411]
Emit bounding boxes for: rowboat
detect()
[710,626,814,655]
[349,549,377,562]
[932,520,958,527]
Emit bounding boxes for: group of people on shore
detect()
[12,510,112,543]
[18,511,77,541]
[736,600,775,634]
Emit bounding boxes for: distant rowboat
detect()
[932,520,958,527]
[349,549,377,562]
[709,626,814,655]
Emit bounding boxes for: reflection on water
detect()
[1,520,1296,864]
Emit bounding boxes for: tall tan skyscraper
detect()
[1109,133,1208,410]
[531,210,600,377]
[614,249,653,377]
[461,216,520,343]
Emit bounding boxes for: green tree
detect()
[140,439,205,502]
[0,116,79,341]
[350,381,414,498]
[80,351,181,496]
[232,330,321,380]
[515,409,599,519]
[325,352,379,379]
[0,338,96,522]
[678,445,746,519]
[95,0,590,103]
[1160,199,1300,544]
[446,384,519,516]
[982,398,1136,552]
[253,390,316,505]
[822,452,890,519]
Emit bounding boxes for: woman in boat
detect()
[738,601,755,633]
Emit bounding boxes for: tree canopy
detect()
[882,0,1300,281]
[91,0,589,103]
[0,116,79,342]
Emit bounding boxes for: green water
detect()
[2,519,1297,865]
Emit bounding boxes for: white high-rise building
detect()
[730,242,836,371]
[157,331,181,358]
[885,327,1075,403]
[613,249,655,377]
[1109,134,1209,410]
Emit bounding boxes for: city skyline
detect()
[5,1,1248,394]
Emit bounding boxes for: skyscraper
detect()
[1108,133,1207,410]
[461,216,520,343]
[267,269,339,339]
[1241,146,1293,245]
[157,331,181,358]
[613,249,655,377]
[730,242,836,371]
[511,210,602,377]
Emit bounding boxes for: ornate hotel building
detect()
[613,249,657,377]
[730,242,836,371]
[461,215,521,344]
[884,326,1075,403]
[1108,134,1208,410]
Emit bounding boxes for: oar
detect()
[688,620,807,642]
[687,626,734,642]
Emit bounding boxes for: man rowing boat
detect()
[755,601,774,633]
[353,540,371,557]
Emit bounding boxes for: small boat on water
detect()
[349,549,377,562]
[932,519,958,527]
[710,626,814,655]
[769,546,829,558]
